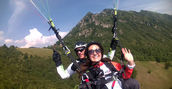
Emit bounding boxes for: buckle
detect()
[82,73,89,82]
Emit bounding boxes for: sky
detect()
[0,0,171,48]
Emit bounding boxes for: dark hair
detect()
[85,41,104,59]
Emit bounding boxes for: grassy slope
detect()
[17,48,172,89]
[135,61,172,89]
[17,48,53,58]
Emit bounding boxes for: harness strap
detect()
[81,73,92,89]
[104,62,125,89]
[80,62,125,89]
[93,77,114,85]
[86,82,92,89]
[112,80,116,89]
[104,62,118,73]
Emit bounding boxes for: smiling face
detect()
[88,44,102,62]
[75,47,86,59]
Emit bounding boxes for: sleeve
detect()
[107,49,116,60]
[103,50,116,60]
[111,62,133,79]
[56,63,76,79]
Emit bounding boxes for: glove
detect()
[71,64,78,71]
[110,37,119,50]
[53,50,62,67]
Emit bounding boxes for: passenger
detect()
[79,42,140,89]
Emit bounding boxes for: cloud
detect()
[4,28,68,48]
[120,0,172,15]
[21,28,55,48]
[8,0,26,32]
[5,39,13,44]
[141,0,172,15]
[0,31,5,46]
[0,31,4,41]
[4,39,21,47]
[21,28,68,48]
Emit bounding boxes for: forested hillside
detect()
[0,45,79,89]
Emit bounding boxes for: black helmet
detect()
[74,41,87,50]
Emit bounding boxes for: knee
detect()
[124,78,140,89]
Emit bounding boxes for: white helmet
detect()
[74,41,87,50]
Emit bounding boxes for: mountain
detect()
[63,9,172,62]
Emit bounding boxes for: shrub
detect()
[147,70,151,74]
[165,62,171,70]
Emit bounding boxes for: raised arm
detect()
[104,37,119,60]
[53,50,75,79]
[121,48,135,66]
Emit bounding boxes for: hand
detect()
[53,50,62,67]
[122,48,134,66]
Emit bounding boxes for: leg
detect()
[123,78,140,89]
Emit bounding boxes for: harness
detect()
[79,62,123,89]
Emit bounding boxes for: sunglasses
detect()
[75,47,85,53]
[88,49,101,55]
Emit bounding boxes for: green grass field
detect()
[135,61,172,89]
[17,48,53,59]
